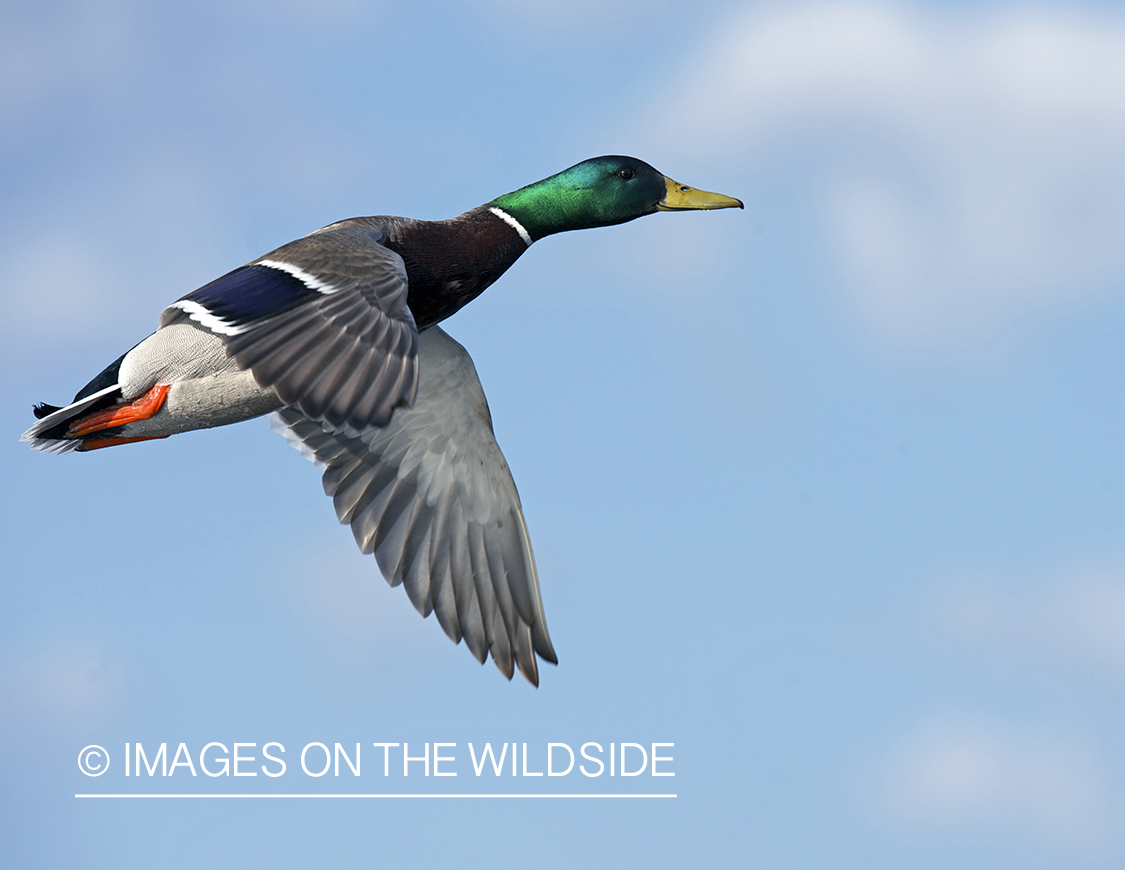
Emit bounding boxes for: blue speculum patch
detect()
[183,263,323,328]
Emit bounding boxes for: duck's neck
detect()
[386,206,532,330]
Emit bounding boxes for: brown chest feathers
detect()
[388,207,530,330]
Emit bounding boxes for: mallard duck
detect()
[21,156,742,685]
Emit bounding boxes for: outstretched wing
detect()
[161,219,418,432]
[271,326,556,685]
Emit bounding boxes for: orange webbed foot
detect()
[77,435,171,452]
[67,383,171,438]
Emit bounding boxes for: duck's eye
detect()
[616,167,635,180]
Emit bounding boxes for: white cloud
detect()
[875,718,1115,847]
[2,644,126,734]
[0,0,377,125]
[870,566,1125,850]
[654,1,1125,348]
[1,62,365,366]
[474,0,680,27]
[0,154,233,362]
[936,564,1125,674]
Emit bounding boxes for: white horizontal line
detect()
[76,793,676,800]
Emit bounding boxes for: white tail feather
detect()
[20,384,121,452]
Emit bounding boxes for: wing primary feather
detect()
[500,512,536,626]
[514,623,539,687]
[395,497,435,591]
[346,472,406,553]
[321,451,368,500]
[360,474,417,556]
[226,308,322,369]
[489,605,515,680]
[483,528,521,649]
[467,523,502,662]
[402,525,434,615]
[328,461,384,524]
[301,338,373,427]
[430,538,462,644]
[373,327,418,421]
[450,505,487,663]
[321,342,381,430]
[373,490,423,586]
[426,489,455,621]
[284,335,356,416]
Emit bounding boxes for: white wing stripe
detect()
[167,299,247,336]
[257,259,341,294]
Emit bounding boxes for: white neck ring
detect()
[489,206,533,247]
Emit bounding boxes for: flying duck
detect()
[21,156,742,685]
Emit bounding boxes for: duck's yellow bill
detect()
[657,176,744,211]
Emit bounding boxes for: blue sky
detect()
[4,0,1125,867]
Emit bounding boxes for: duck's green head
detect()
[490,156,743,243]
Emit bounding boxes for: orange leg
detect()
[67,383,172,438]
[77,435,171,452]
